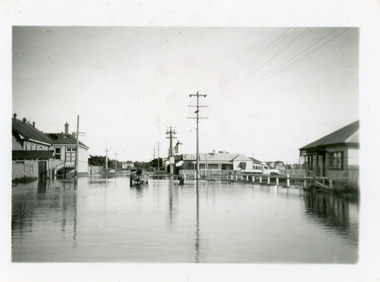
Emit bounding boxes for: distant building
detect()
[12,114,54,181]
[46,122,89,177]
[299,121,359,182]
[180,151,254,176]
[121,161,134,170]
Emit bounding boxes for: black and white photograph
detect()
[2,1,380,281]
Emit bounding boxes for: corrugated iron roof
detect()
[46,133,89,149]
[300,120,359,150]
[183,152,241,162]
[12,118,53,144]
[12,150,54,160]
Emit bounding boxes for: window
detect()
[65,148,76,162]
[208,164,219,169]
[329,152,343,169]
[55,148,61,160]
[222,164,233,170]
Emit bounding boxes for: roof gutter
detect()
[28,138,51,146]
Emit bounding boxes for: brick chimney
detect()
[23,117,27,123]
[32,122,35,127]
[64,122,69,134]
[13,113,17,119]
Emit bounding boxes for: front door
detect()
[316,153,325,177]
[38,161,46,181]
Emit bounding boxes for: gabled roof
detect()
[46,133,89,149]
[12,150,54,160]
[300,121,359,150]
[232,154,252,162]
[12,118,53,145]
[183,152,248,162]
[249,157,263,164]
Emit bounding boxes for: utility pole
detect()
[75,115,80,178]
[166,126,177,174]
[105,144,108,172]
[73,115,86,178]
[157,142,160,172]
[188,92,208,180]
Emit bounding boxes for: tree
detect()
[88,155,106,166]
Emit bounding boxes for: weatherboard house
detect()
[179,151,254,176]
[299,121,359,182]
[12,114,54,181]
[46,122,89,177]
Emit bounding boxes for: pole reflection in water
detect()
[169,176,173,223]
[195,179,200,263]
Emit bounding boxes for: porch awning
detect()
[12,150,54,160]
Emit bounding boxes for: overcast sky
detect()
[12,26,358,162]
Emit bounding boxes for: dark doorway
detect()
[38,161,46,181]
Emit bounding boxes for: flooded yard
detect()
[12,175,359,263]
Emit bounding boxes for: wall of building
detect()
[51,145,88,175]
[12,160,38,179]
[12,159,54,180]
[78,146,88,174]
[88,165,103,174]
[304,145,359,182]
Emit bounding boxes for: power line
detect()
[231,27,292,79]
[244,28,311,81]
[255,28,339,82]
[251,28,348,87]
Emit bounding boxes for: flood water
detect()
[12,175,359,263]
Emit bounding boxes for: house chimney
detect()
[13,113,17,119]
[32,122,35,127]
[23,117,27,123]
[64,122,69,134]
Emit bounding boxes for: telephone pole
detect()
[188,92,208,180]
[157,142,160,172]
[105,144,108,171]
[74,115,80,178]
[166,126,177,174]
[74,115,86,178]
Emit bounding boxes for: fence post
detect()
[252,176,255,183]
[329,179,333,188]
[267,176,270,184]
[259,176,262,183]
[287,174,290,187]
[276,177,279,186]
[304,178,307,188]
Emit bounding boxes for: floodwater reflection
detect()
[12,176,359,263]
[303,191,359,242]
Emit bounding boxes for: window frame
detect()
[329,151,344,170]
